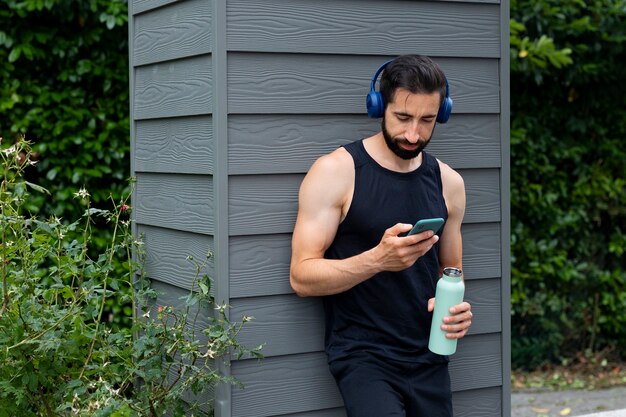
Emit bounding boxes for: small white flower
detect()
[242,315,255,323]
[74,187,90,199]
[201,348,217,358]
[142,310,150,318]
[214,302,229,313]
[2,145,17,156]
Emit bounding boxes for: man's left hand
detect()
[427,298,472,339]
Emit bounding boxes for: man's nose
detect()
[405,122,421,143]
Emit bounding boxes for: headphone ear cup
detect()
[436,96,453,123]
[366,91,384,118]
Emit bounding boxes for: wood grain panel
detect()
[134,0,212,66]
[139,225,214,290]
[450,333,502,392]
[276,408,346,417]
[463,169,501,223]
[229,222,501,298]
[231,334,500,417]
[230,278,500,358]
[274,387,502,417]
[228,169,499,236]
[227,0,499,58]
[232,352,342,417]
[453,387,502,417]
[229,233,292,297]
[228,114,501,175]
[462,222,501,279]
[132,0,180,15]
[135,173,214,235]
[228,54,499,115]
[228,174,299,236]
[135,115,214,174]
[135,55,212,120]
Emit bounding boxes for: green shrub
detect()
[511,0,626,368]
[0,0,132,329]
[0,0,129,224]
[0,139,262,416]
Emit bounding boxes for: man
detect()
[290,55,473,417]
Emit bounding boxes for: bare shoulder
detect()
[308,146,353,177]
[299,146,354,209]
[437,159,466,221]
[303,147,354,193]
[437,159,465,194]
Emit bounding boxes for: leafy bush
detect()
[0,139,262,416]
[0,0,129,224]
[0,0,131,328]
[511,0,626,369]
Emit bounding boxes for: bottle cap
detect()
[443,267,462,277]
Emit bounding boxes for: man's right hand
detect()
[369,223,439,272]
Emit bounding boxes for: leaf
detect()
[24,181,50,195]
[531,408,549,413]
[8,47,21,62]
[560,408,572,416]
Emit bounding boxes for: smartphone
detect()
[407,217,445,236]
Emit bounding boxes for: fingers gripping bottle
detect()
[428,267,465,355]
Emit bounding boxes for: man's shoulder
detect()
[309,145,355,177]
[436,158,465,190]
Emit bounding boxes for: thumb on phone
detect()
[386,223,413,237]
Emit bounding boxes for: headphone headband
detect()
[366,59,453,123]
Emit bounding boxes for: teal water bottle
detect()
[428,267,465,355]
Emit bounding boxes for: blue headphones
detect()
[366,60,453,123]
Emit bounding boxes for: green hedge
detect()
[0,0,131,327]
[0,0,129,220]
[510,0,626,368]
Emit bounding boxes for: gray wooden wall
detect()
[128,0,511,416]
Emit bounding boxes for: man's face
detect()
[382,88,441,160]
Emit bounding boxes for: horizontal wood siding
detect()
[227,0,500,58]
[135,115,214,175]
[229,222,500,298]
[228,54,499,115]
[228,169,499,236]
[230,278,500,358]
[135,55,212,120]
[267,386,501,417]
[135,173,214,235]
[132,0,180,15]
[139,225,214,290]
[228,114,501,175]
[231,333,501,417]
[133,0,212,66]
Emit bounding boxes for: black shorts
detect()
[329,352,453,417]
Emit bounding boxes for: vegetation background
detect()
[0,0,625,388]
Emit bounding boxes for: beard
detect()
[382,117,433,160]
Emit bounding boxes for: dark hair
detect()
[379,55,447,111]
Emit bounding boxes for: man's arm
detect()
[290,149,439,297]
[428,161,472,339]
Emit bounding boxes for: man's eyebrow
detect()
[393,110,437,118]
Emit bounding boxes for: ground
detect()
[512,352,626,417]
[512,352,626,392]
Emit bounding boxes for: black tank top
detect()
[323,139,448,363]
